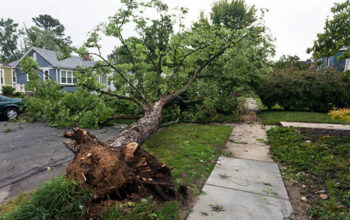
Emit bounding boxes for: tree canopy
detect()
[32,14,65,36]
[0,18,22,63]
[19,0,274,128]
[0,14,72,63]
[25,14,72,54]
[211,0,257,30]
[78,0,273,111]
[307,0,350,60]
[274,55,311,70]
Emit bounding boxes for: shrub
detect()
[256,68,350,112]
[328,108,350,123]
[1,86,15,96]
[13,91,25,98]
[4,176,92,220]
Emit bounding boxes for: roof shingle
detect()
[8,47,95,69]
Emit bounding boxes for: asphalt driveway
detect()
[0,121,126,203]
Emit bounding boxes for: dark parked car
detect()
[0,95,23,120]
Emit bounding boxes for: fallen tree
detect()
[21,0,273,205]
[63,45,235,201]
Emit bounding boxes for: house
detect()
[317,47,350,72]
[8,47,113,92]
[0,62,15,94]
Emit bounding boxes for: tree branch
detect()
[99,115,141,127]
[89,52,149,105]
[167,43,212,90]
[164,32,250,104]
[146,52,159,72]
[82,83,147,111]
[116,0,134,30]
[175,43,212,71]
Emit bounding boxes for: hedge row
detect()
[256,68,350,112]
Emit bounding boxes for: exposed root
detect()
[64,128,176,202]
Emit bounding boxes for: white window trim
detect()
[12,69,16,84]
[327,57,330,67]
[345,59,350,71]
[33,52,37,61]
[99,74,107,84]
[41,68,50,81]
[60,69,75,85]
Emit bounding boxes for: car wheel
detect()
[4,108,19,120]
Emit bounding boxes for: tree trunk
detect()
[64,99,176,202]
[108,99,165,148]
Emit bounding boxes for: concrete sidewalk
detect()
[188,99,294,220]
[281,121,350,130]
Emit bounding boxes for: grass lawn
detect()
[267,127,350,219]
[0,124,232,219]
[0,192,32,217]
[259,111,348,125]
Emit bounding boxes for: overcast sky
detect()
[1,0,344,60]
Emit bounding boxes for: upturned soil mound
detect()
[63,128,176,216]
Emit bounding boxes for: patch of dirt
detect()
[297,127,350,137]
[278,164,310,220]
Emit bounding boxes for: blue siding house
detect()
[9,47,98,92]
[317,47,350,72]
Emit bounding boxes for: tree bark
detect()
[108,99,165,148]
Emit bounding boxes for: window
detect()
[42,69,50,81]
[327,57,330,67]
[0,69,4,85]
[67,72,72,84]
[345,59,350,71]
[99,74,107,83]
[33,52,37,61]
[12,70,16,83]
[60,70,75,85]
[44,70,49,80]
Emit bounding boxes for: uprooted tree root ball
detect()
[63,128,176,204]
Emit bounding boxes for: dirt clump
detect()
[64,128,176,203]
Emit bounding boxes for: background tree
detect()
[24,14,72,54]
[211,0,257,30]
[32,14,65,36]
[307,0,350,60]
[0,18,22,63]
[274,55,311,70]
